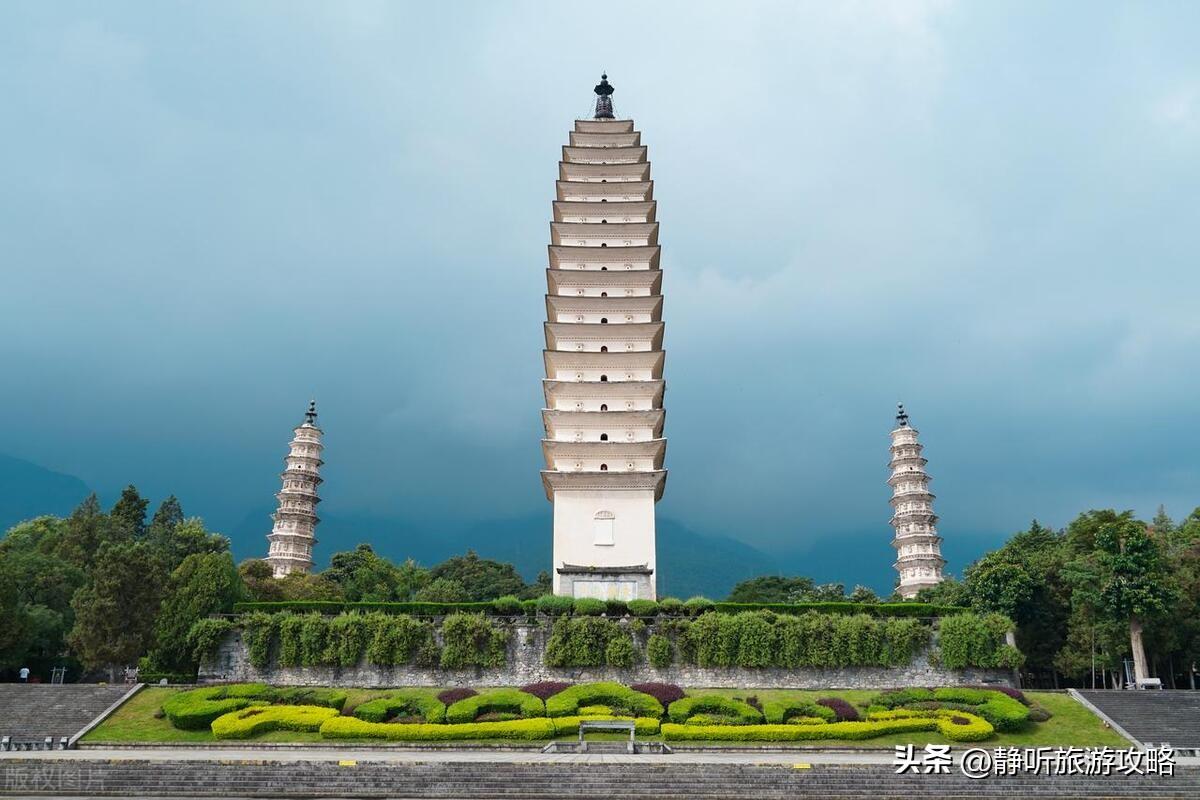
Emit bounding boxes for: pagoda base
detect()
[556,564,654,601]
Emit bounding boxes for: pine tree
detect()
[110,485,149,539]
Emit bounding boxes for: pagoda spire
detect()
[593,73,615,119]
[887,405,945,598]
[264,401,324,578]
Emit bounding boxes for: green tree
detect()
[110,485,149,539]
[145,495,185,555]
[428,550,526,601]
[148,551,243,672]
[238,559,283,602]
[152,518,229,572]
[726,575,816,603]
[0,517,85,673]
[67,540,165,681]
[54,494,123,569]
[913,576,969,606]
[414,577,469,603]
[847,585,879,603]
[324,544,427,601]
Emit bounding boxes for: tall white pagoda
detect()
[888,404,945,598]
[540,75,667,600]
[264,400,324,578]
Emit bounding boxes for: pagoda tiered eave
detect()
[542,409,665,436]
[553,200,656,223]
[547,268,662,295]
[546,295,663,320]
[556,181,653,202]
[559,161,650,182]
[542,379,665,408]
[543,349,665,377]
[573,119,635,133]
[550,222,659,246]
[548,245,660,269]
[540,469,666,501]
[568,130,641,147]
[562,145,647,164]
[542,437,667,466]
[544,321,664,350]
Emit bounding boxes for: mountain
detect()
[229,509,776,599]
[0,453,92,534]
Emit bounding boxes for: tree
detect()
[145,495,185,556]
[54,494,122,569]
[726,575,816,603]
[151,518,228,572]
[110,485,149,539]
[848,585,879,603]
[428,551,526,601]
[1093,518,1176,683]
[414,577,469,603]
[67,540,165,681]
[276,572,343,601]
[148,551,243,673]
[324,544,427,601]
[524,570,553,599]
[913,576,969,606]
[0,517,85,673]
[238,559,283,602]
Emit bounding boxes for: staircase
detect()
[0,760,1195,798]
[1075,690,1200,751]
[0,685,135,748]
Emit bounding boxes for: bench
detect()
[578,719,636,753]
[1135,678,1163,690]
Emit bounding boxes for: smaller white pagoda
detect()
[888,404,945,598]
[264,400,324,577]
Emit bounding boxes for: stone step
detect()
[0,685,134,740]
[0,760,1194,798]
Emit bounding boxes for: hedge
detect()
[211,705,340,739]
[445,689,544,723]
[682,612,931,669]
[160,684,347,731]
[933,688,1029,731]
[545,682,664,719]
[352,690,446,724]
[938,612,1023,670]
[439,613,509,669]
[549,716,661,736]
[661,710,993,742]
[668,695,762,725]
[762,698,837,725]
[231,599,968,619]
[321,716,557,741]
[185,618,233,663]
[544,617,625,667]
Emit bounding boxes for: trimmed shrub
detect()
[544,617,623,667]
[573,598,607,616]
[545,682,664,719]
[627,600,658,617]
[241,613,276,669]
[321,716,556,741]
[657,597,684,616]
[439,613,508,668]
[536,595,574,616]
[520,681,573,701]
[869,688,936,709]
[629,682,684,707]
[161,684,347,731]
[325,613,368,667]
[868,709,995,742]
[646,634,672,668]
[437,687,477,705]
[445,689,544,724]
[669,695,762,725]
[549,716,660,736]
[933,688,1029,731]
[684,596,716,616]
[211,705,339,739]
[967,684,1027,704]
[363,613,436,666]
[662,710,993,742]
[604,599,629,617]
[817,697,860,722]
[353,690,446,724]
[491,595,523,615]
[605,634,638,667]
[762,698,836,725]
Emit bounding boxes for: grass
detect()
[81,686,1132,749]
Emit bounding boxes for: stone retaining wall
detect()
[198,622,1014,689]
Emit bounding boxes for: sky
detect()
[2,1,1198,590]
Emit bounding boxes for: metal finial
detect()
[593,72,615,119]
[305,399,318,425]
[896,403,909,427]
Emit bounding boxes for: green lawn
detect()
[81,686,1132,749]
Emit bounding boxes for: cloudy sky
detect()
[2,1,1197,587]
